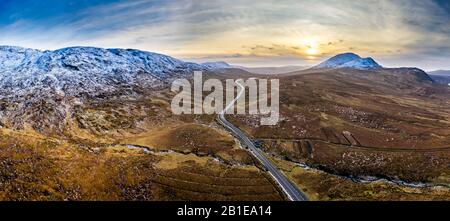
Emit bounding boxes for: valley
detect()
[0,46,449,201]
[227,59,450,187]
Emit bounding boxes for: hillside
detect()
[0,46,287,201]
[0,46,208,135]
[314,53,382,70]
[428,70,450,85]
[228,59,450,184]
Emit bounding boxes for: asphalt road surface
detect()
[218,80,309,201]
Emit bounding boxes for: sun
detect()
[302,39,320,55]
[306,46,319,55]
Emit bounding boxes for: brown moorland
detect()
[227,68,450,184]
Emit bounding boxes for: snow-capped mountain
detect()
[315,53,362,69]
[312,52,436,85]
[0,46,43,70]
[339,57,381,69]
[0,46,203,97]
[0,46,206,133]
[201,61,232,70]
[314,53,382,70]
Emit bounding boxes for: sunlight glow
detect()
[301,38,320,55]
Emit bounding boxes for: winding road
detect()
[217,80,309,201]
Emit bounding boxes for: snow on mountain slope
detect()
[0,46,205,133]
[201,61,231,70]
[313,53,436,85]
[0,46,43,70]
[314,53,382,70]
[0,46,203,97]
[339,57,381,69]
[315,53,362,69]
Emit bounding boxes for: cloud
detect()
[0,0,448,69]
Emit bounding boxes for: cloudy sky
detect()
[0,0,449,70]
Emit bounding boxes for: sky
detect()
[0,0,449,70]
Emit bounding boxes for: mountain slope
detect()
[316,53,362,69]
[307,52,437,84]
[0,46,203,96]
[0,46,205,134]
[236,66,308,75]
[428,70,450,76]
[339,57,381,69]
[428,70,450,85]
[227,66,450,183]
[314,53,382,70]
[201,61,232,70]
